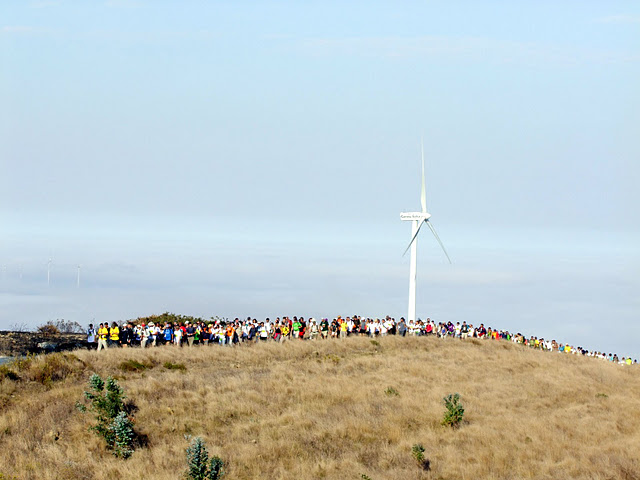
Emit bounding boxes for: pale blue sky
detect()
[1,1,639,357]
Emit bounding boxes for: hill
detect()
[0,336,638,480]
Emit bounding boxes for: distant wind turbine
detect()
[400,138,452,322]
[47,257,52,286]
[77,264,81,288]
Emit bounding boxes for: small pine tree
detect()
[208,456,225,480]
[112,411,135,459]
[411,444,425,463]
[186,437,225,480]
[411,443,430,470]
[77,374,137,458]
[186,437,210,480]
[442,393,464,428]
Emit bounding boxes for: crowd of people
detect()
[85,316,638,366]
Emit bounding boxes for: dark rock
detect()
[0,331,88,356]
[37,342,59,352]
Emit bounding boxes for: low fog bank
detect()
[1,227,637,359]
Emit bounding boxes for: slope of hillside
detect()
[0,336,638,480]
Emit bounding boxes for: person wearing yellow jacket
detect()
[108,322,120,347]
[97,323,109,351]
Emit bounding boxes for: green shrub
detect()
[112,411,135,459]
[442,393,464,428]
[186,437,225,480]
[119,359,153,373]
[411,443,430,470]
[209,457,224,480]
[323,354,341,365]
[130,312,207,327]
[411,443,425,463]
[77,374,137,458]
[384,386,399,397]
[164,361,187,372]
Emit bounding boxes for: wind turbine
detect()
[400,138,451,322]
[77,265,81,288]
[47,257,52,287]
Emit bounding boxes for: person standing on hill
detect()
[186,321,196,347]
[461,321,469,339]
[174,324,183,347]
[247,322,256,342]
[292,318,301,339]
[140,323,150,348]
[119,323,132,348]
[320,318,329,339]
[202,323,211,346]
[299,317,307,339]
[397,319,407,337]
[285,317,292,339]
[148,323,158,347]
[162,323,173,345]
[225,323,235,346]
[281,322,289,342]
[97,323,109,351]
[259,321,269,341]
[108,322,120,348]
[477,324,486,338]
[86,323,97,349]
[193,323,201,345]
[273,322,282,342]
[359,319,368,336]
[309,319,319,340]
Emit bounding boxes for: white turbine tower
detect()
[77,265,81,288]
[47,257,52,287]
[400,138,451,322]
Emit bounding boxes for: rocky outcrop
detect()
[0,331,88,356]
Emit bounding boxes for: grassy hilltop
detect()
[0,336,638,480]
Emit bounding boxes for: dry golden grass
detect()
[0,337,639,480]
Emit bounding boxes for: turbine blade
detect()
[420,137,427,213]
[426,221,452,264]
[403,219,426,257]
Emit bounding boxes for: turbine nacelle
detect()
[400,212,431,222]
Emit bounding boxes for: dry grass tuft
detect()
[0,336,638,479]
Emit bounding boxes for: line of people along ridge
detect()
[85,315,637,365]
